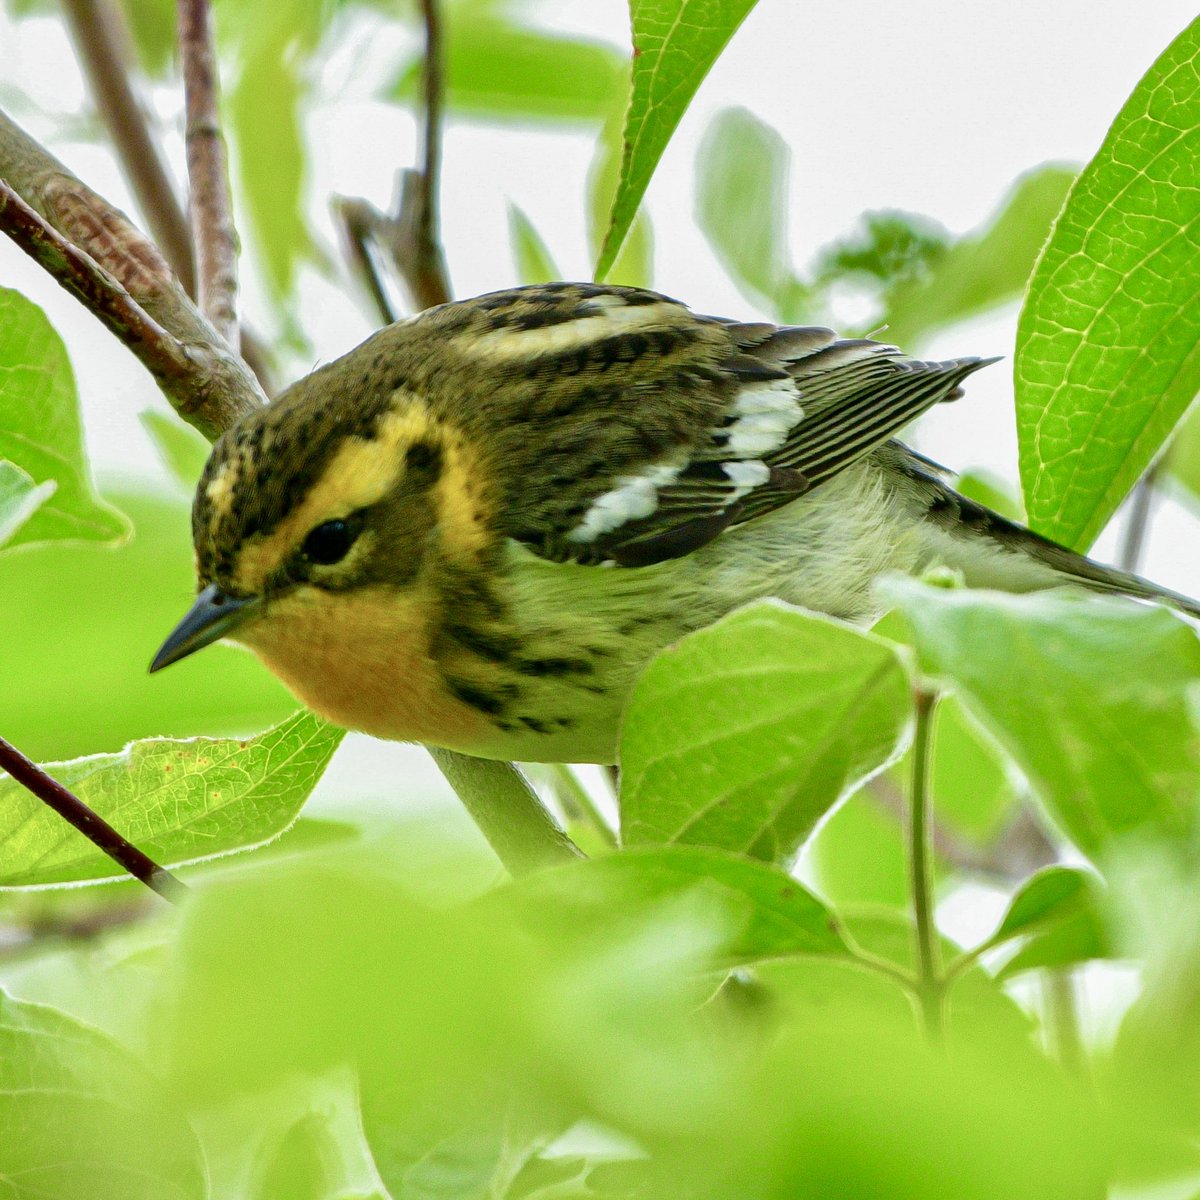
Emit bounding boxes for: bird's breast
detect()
[234,583,496,749]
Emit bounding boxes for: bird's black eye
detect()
[301,518,357,565]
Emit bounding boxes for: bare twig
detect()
[0,109,264,438]
[177,0,239,344]
[61,0,196,294]
[334,195,400,325]
[333,0,451,317]
[1118,457,1166,573]
[0,734,186,903]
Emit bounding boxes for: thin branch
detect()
[0,734,186,902]
[428,750,582,875]
[908,685,944,1042]
[333,195,400,325]
[332,0,451,317]
[0,108,264,438]
[1118,457,1166,573]
[61,0,195,295]
[177,0,239,344]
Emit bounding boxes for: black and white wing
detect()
[555,316,992,567]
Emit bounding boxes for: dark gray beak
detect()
[150,584,260,673]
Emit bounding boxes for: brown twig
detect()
[0,734,186,902]
[0,109,264,438]
[61,0,196,295]
[0,181,192,377]
[178,0,239,344]
[333,0,451,317]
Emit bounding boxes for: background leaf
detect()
[0,289,128,550]
[620,602,912,863]
[392,6,625,124]
[883,579,1200,860]
[881,165,1075,348]
[0,989,205,1199]
[0,710,343,886]
[507,202,561,285]
[0,460,55,548]
[1015,17,1200,549]
[694,106,807,319]
[595,0,760,279]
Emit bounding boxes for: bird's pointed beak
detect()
[149,584,261,673]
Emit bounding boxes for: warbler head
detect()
[149,326,500,684]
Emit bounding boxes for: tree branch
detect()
[177,0,239,344]
[0,108,264,438]
[0,734,186,903]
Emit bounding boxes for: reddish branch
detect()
[0,735,186,902]
[178,0,240,344]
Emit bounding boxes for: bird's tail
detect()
[922,479,1200,620]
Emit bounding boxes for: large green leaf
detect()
[0,990,204,1199]
[1015,18,1200,549]
[0,460,55,549]
[694,107,808,320]
[882,165,1076,348]
[620,602,912,863]
[392,9,625,124]
[595,0,760,280]
[0,710,343,886]
[883,578,1200,859]
[0,289,128,549]
[501,845,850,965]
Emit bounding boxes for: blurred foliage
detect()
[2,2,1200,1198]
[0,289,128,551]
[1015,17,1200,550]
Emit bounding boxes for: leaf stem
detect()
[1117,456,1167,573]
[548,764,618,850]
[0,734,186,903]
[177,0,240,345]
[908,684,944,1041]
[427,750,582,875]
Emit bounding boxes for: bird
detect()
[150,282,1199,764]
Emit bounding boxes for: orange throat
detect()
[234,584,493,749]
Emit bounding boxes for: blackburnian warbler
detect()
[150,282,1199,763]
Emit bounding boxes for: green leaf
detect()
[392,11,625,124]
[139,411,211,491]
[1015,18,1200,549]
[882,578,1200,859]
[881,164,1075,348]
[228,22,314,301]
[0,460,55,549]
[595,0,760,280]
[0,989,205,1198]
[0,710,343,886]
[502,845,850,965]
[507,203,562,285]
[993,865,1098,944]
[620,601,913,863]
[695,107,807,319]
[0,289,128,549]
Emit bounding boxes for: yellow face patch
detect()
[229,396,434,593]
